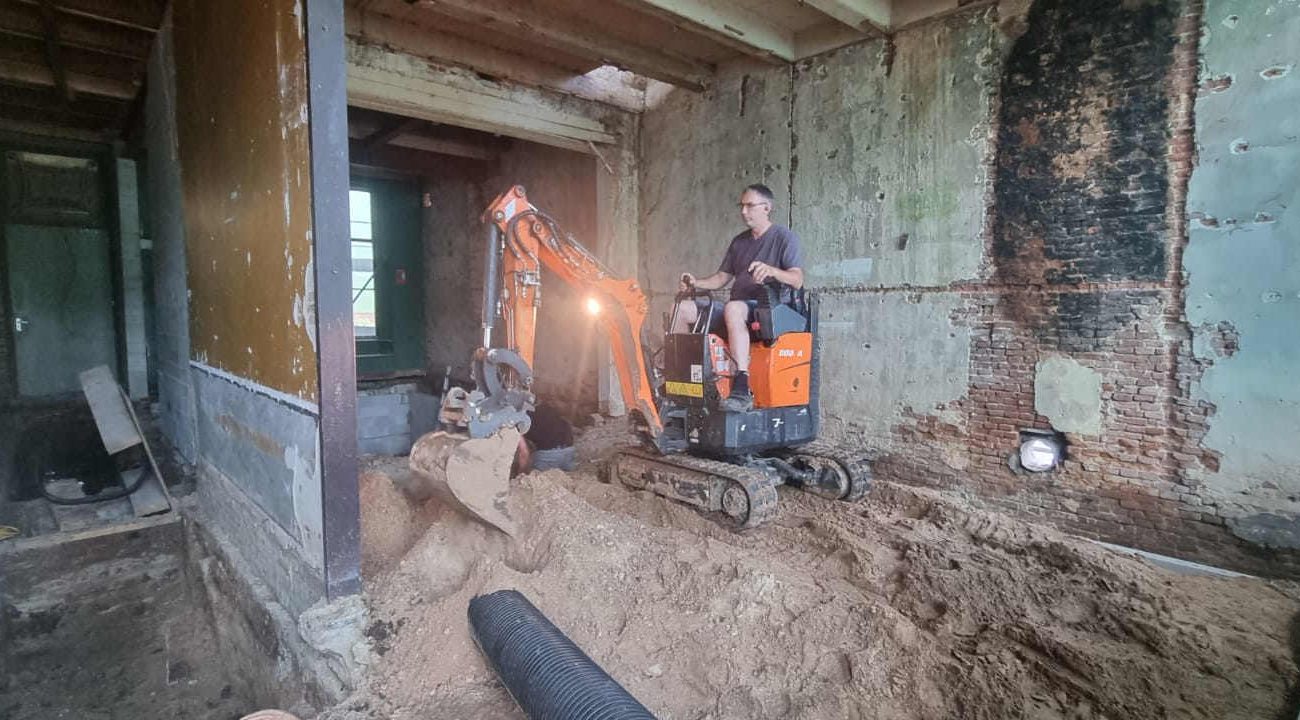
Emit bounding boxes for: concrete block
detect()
[408,392,440,439]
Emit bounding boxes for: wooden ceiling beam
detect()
[797,0,890,33]
[14,0,162,34]
[37,1,74,102]
[0,60,137,99]
[0,4,152,60]
[405,0,711,90]
[0,116,108,142]
[346,4,647,111]
[610,0,796,62]
[793,21,875,59]
[363,116,425,150]
[386,132,495,160]
[890,0,995,31]
[346,40,616,154]
[0,82,122,117]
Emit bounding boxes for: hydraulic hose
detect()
[468,589,657,720]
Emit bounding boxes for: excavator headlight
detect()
[585,297,602,316]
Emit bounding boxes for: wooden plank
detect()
[891,0,996,31]
[612,0,797,61]
[0,512,177,556]
[345,7,648,112]
[14,0,163,34]
[405,0,711,90]
[0,59,138,99]
[387,133,494,160]
[0,117,107,141]
[793,21,875,60]
[347,42,617,154]
[797,0,890,32]
[0,4,152,60]
[363,116,423,150]
[37,0,73,101]
[78,365,143,454]
[124,467,171,517]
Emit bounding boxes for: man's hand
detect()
[748,261,775,284]
[679,273,696,292]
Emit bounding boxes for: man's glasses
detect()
[738,202,770,209]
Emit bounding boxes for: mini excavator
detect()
[416,185,871,534]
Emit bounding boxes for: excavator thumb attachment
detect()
[410,427,521,536]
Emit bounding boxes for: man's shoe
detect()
[720,392,753,413]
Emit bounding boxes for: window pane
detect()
[349,190,373,240]
[349,190,372,223]
[350,238,376,338]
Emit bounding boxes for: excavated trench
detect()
[325,421,1300,720]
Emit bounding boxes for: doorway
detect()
[2,149,117,398]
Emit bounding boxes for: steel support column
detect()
[304,0,360,600]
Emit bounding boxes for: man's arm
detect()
[749,262,803,289]
[681,270,733,291]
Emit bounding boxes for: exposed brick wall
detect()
[993,0,1179,286]
[872,0,1299,577]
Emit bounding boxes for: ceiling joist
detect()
[13,0,162,34]
[0,59,136,99]
[345,5,648,112]
[0,4,153,60]
[798,0,890,33]
[404,0,711,90]
[610,0,798,62]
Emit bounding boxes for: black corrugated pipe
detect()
[468,589,657,720]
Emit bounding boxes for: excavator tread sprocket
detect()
[611,448,779,529]
[787,441,873,503]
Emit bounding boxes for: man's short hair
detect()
[744,184,775,203]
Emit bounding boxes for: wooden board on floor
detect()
[124,467,171,517]
[78,365,144,455]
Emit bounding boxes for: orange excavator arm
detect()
[478,185,663,440]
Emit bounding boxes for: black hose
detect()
[468,589,657,720]
[42,465,150,506]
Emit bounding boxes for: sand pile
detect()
[328,427,1299,720]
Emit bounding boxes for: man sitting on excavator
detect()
[671,183,805,412]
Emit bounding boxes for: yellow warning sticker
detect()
[665,381,704,398]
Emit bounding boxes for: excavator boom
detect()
[480,185,663,441]
[415,185,663,534]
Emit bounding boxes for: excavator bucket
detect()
[409,427,521,536]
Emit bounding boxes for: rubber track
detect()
[613,449,780,529]
[789,441,874,503]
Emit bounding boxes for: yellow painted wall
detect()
[174,0,318,401]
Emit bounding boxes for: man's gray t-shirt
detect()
[718,224,802,301]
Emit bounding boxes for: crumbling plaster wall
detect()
[1184,0,1300,550]
[641,0,1300,575]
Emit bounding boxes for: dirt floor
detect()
[326,420,1300,720]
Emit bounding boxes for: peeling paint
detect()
[1184,0,1300,537]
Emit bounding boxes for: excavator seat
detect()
[750,283,810,342]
